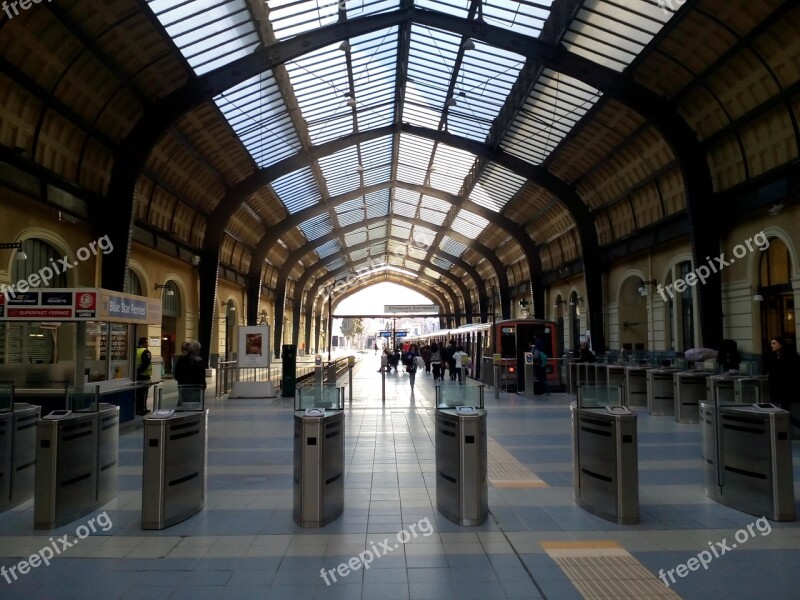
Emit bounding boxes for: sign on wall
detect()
[238,325,270,368]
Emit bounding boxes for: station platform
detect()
[1,353,799,599]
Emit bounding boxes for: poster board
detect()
[237,325,270,368]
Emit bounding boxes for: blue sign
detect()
[395,332,407,338]
[106,295,148,320]
[379,331,391,338]
[7,292,38,305]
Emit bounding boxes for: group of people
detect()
[134,337,206,416]
[377,340,471,389]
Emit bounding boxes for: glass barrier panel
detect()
[0,384,12,412]
[68,385,99,412]
[435,380,485,409]
[577,385,623,408]
[296,384,344,410]
[176,385,205,411]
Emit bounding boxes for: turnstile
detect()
[435,407,488,526]
[97,404,120,506]
[647,368,677,415]
[34,411,99,529]
[734,376,769,404]
[605,366,627,404]
[0,403,40,511]
[718,405,794,521]
[141,410,208,529]
[673,371,705,423]
[293,409,344,527]
[625,366,648,407]
[572,404,638,524]
[707,374,740,405]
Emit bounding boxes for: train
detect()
[405,318,560,392]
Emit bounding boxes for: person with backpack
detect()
[452,346,469,384]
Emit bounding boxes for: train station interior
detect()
[1,0,800,598]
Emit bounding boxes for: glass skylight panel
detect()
[391,223,411,239]
[267,0,399,40]
[451,209,489,238]
[299,214,334,241]
[469,163,526,212]
[448,43,524,141]
[326,257,347,270]
[419,207,447,226]
[336,198,366,227]
[501,69,601,164]
[315,239,341,259]
[214,73,301,167]
[562,0,674,72]
[369,224,388,240]
[388,240,407,256]
[349,248,369,261]
[441,235,467,257]
[411,224,437,247]
[432,256,453,270]
[415,0,470,19]
[369,239,387,254]
[271,167,321,214]
[345,229,368,246]
[481,0,555,38]
[349,27,397,130]
[319,145,360,196]
[397,134,435,185]
[365,189,390,218]
[359,135,393,186]
[147,0,260,75]
[423,267,441,280]
[408,245,427,260]
[430,143,476,195]
[393,197,418,219]
[403,25,461,128]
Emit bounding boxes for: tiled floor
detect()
[2,353,800,599]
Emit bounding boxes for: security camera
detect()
[768,203,784,216]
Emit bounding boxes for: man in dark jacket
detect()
[768,337,800,427]
[443,340,457,380]
[174,341,206,406]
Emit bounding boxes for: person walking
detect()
[430,342,442,382]
[443,340,457,380]
[421,344,432,373]
[452,346,468,383]
[767,337,800,427]
[135,337,152,416]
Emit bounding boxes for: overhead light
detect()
[339,41,350,52]
[753,294,764,302]
[462,39,475,51]
[356,164,365,173]
[446,97,457,107]
[0,242,26,261]
[155,283,174,296]
[346,95,356,107]
[17,251,27,261]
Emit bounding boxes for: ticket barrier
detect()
[605,365,626,404]
[293,384,344,528]
[701,400,794,521]
[34,386,120,529]
[673,371,706,424]
[569,362,596,395]
[625,366,649,407]
[572,389,638,524]
[0,385,41,511]
[734,376,769,405]
[142,385,208,530]
[646,368,677,416]
[435,381,487,526]
[706,374,740,406]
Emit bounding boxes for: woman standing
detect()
[405,343,420,389]
[767,337,800,426]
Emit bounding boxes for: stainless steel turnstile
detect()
[718,405,794,521]
[707,374,740,406]
[34,411,99,529]
[293,409,344,528]
[605,366,627,404]
[97,403,120,506]
[647,368,677,415]
[142,410,208,529]
[435,407,488,526]
[572,404,638,524]
[625,366,648,407]
[734,376,769,404]
[0,403,40,511]
[673,371,705,424]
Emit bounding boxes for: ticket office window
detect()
[84,322,132,382]
[0,321,77,386]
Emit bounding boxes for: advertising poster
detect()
[238,325,270,368]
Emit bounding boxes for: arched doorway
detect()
[160,281,180,375]
[569,292,581,353]
[553,295,565,358]
[618,277,648,353]
[757,237,795,353]
[224,299,237,361]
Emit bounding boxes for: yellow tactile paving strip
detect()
[540,541,682,599]
[487,436,548,488]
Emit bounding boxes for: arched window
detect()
[126,269,142,296]
[758,237,794,349]
[11,239,68,288]
[161,281,181,317]
[570,292,580,351]
[225,300,236,360]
